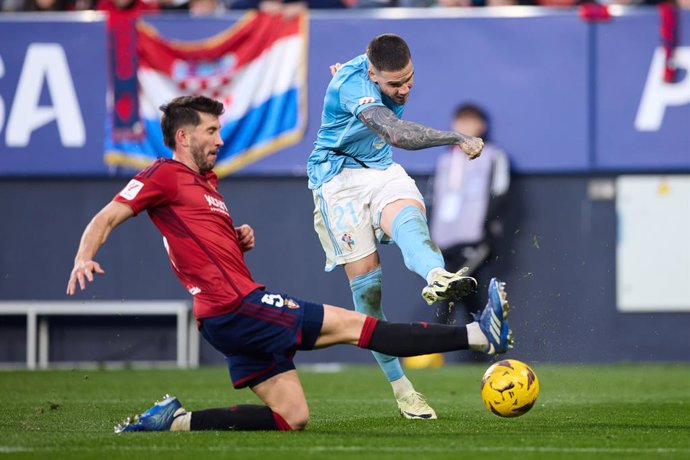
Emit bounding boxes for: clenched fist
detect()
[459,136,484,160]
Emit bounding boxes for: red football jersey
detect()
[114,158,263,319]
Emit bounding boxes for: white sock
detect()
[391,375,415,400]
[425,267,445,284]
[170,409,191,432]
[467,322,488,351]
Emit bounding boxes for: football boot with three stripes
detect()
[475,278,513,355]
[114,394,186,433]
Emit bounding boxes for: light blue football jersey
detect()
[307,54,406,190]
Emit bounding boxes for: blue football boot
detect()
[114,394,185,433]
[475,278,513,355]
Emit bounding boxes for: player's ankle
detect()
[391,375,415,400]
[467,321,488,351]
[170,410,191,432]
[425,267,444,284]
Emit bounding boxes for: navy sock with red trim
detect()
[358,316,469,356]
[190,405,291,431]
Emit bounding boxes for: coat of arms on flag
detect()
[104,11,308,177]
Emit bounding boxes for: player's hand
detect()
[329,63,342,76]
[459,136,484,160]
[236,224,255,252]
[66,260,105,295]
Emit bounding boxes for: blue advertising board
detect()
[0,15,108,175]
[0,9,688,176]
[595,11,690,171]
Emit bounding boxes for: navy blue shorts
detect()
[199,289,325,389]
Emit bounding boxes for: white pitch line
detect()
[2,445,689,455]
[0,447,33,453]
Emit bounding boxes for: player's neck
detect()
[173,153,201,175]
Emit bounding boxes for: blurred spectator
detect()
[23,0,69,10]
[435,0,473,5]
[355,0,395,7]
[188,0,225,14]
[1,0,20,11]
[19,0,93,11]
[533,0,578,6]
[96,0,159,12]
[398,0,524,7]
[428,103,510,331]
[228,0,348,9]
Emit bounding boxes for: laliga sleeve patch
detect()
[119,179,144,200]
[358,97,375,106]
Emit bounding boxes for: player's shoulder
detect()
[334,54,370,85]
[135,158,183,180]
[341,54,368,71]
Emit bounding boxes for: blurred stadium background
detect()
[0,5,689,372]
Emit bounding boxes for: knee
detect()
[318,306,368,347]
[283,406,309,431]
[288,415,309,431]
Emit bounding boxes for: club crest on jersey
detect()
[285,298,300,309]
[119,179,144,200]
[341,232,355,250]
[186,285,201,295]
[358,97,375,106]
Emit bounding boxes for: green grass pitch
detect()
[1,363,689,459]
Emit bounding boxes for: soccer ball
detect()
[480,359,539,417]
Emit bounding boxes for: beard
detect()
[191,143,217,174]
[393,93,408,104]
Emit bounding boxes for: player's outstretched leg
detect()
[388,205,476,305]
[474,277,513,355]
[422,266,478,306]
[114,394,186,433]
[350,267,436,420]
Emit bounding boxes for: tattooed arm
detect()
[357,105,484,159]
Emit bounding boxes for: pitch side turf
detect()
[1,364,689,459]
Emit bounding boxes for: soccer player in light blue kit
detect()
[308,34,495,419]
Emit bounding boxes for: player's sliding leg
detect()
[115,372,306,433]
[349,263,436,419]
[114,280,511,433]
[382,201,477,305]
[114,396,292,433]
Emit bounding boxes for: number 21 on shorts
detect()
[332,201,359,231]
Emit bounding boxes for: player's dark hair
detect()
[159,96,225,149]
[454,102,490,141]
[366,34,411,72]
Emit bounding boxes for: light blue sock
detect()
[391,205,445,280]
[350,267,404,382]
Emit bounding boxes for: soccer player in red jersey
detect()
[66,95,512,433]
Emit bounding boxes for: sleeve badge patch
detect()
[119,179,144,200]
